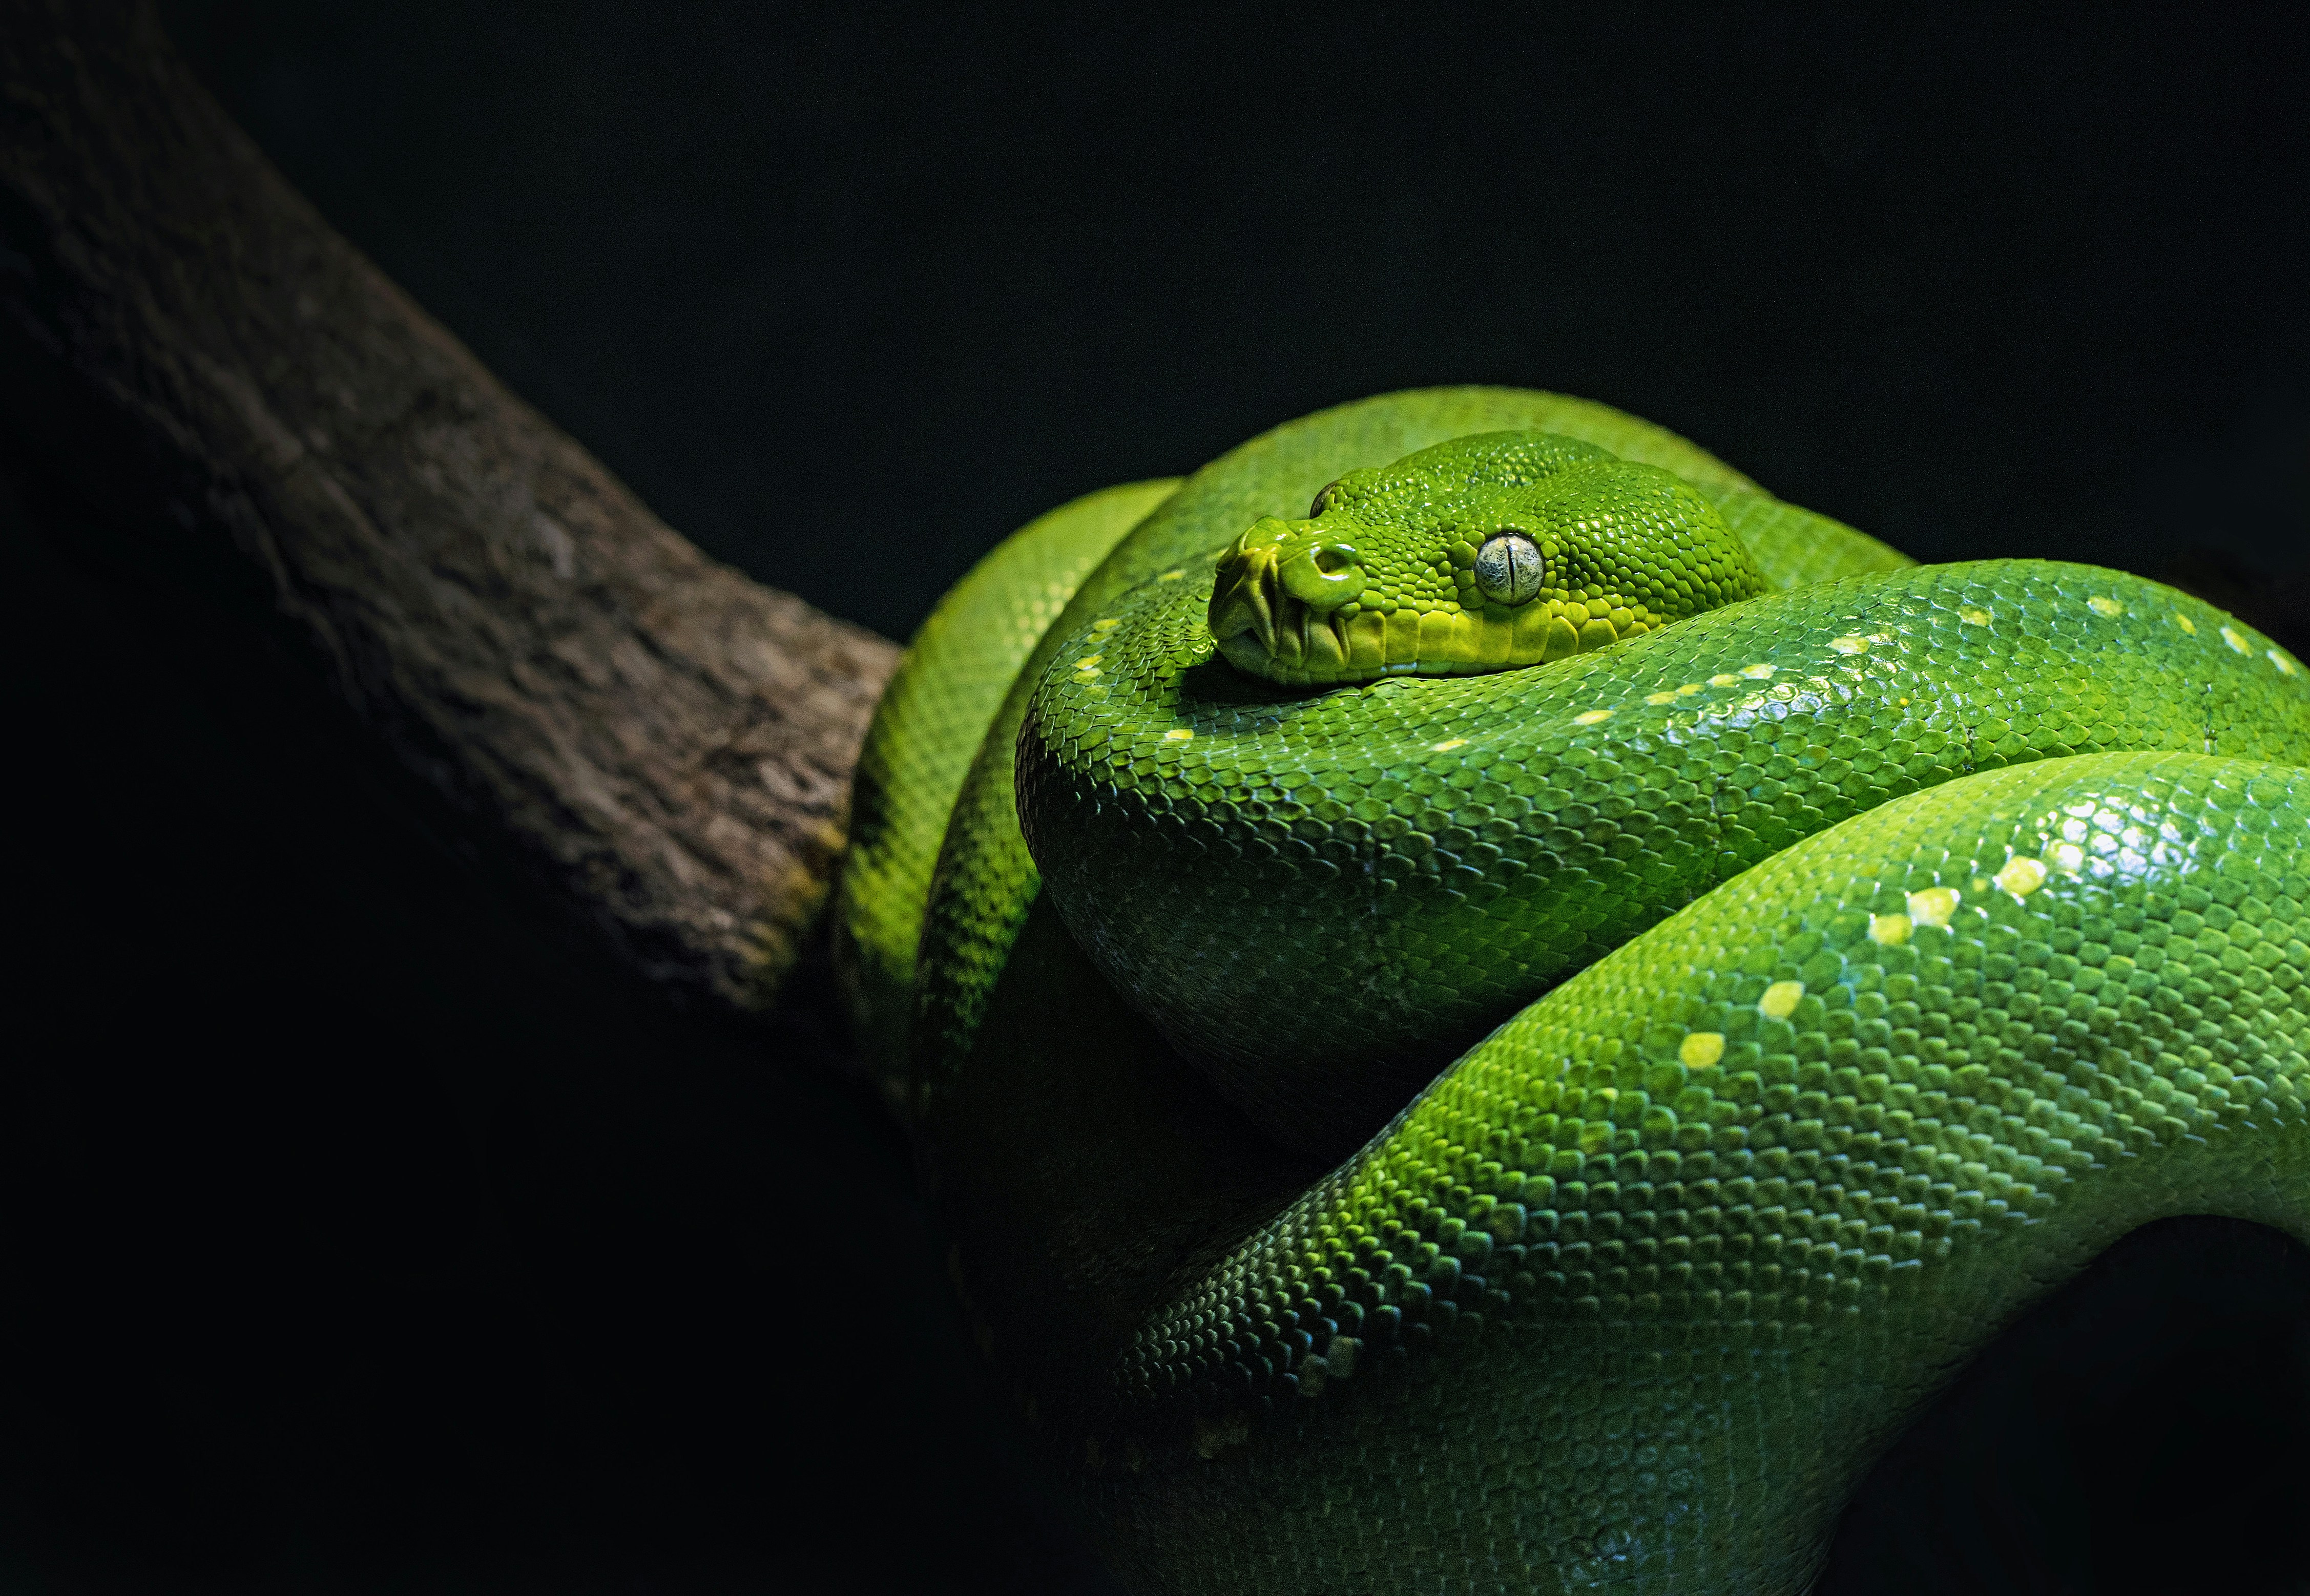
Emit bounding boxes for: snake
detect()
[833,387,2310,1594]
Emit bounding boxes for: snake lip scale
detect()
[836,387,2310,1595]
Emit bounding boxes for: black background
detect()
[8,3,2309,1591]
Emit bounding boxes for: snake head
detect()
[1206,431,1768,687]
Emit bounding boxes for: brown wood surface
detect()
[0,0,896,1017]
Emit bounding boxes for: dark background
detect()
[7,3,2309,1592]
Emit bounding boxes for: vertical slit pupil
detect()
[1510,539,1542,600]
[1477,532,1544,606]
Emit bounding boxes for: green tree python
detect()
[833,388,2310,1593]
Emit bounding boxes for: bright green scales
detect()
[836,388,2310,1594]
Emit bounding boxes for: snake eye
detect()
[1474,531,1546,607]
[1308,479,1344,518]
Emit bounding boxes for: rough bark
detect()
[0,0,896,1014]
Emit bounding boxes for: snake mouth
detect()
[1208,532,1528,686]
[1213,589,1365,681]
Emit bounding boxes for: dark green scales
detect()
[833,389,2310,1595]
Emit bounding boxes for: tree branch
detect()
[0,0,896,1014]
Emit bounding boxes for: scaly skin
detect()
[834,388,2310,1593]
[835,476,1178,1086]
[1094,751,2310,1594]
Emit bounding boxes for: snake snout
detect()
[1209,545,1280,656]
[1210,520,1366,679]
[1209,519,1296,653]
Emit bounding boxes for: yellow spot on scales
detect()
[1162,728,1194,742]
[2088,596,2125,617]
[1157,569,1186,581]
[1708,673,1740,687]
[1759,980,1804,1020]
[2274,650,2299,676]
[1680,1032,1725,1068]
[1868,913,1911,946]
[1572,709,1614,725]
[2175,614,2197,635]
[1676,682,1705,696]
[1994,856,2048,896]
[1645,691,1677,705]
[1829,635,1869,655]
[1074,655,1103,669]
[1739,662,1777,679]
[1430,737,1468,753]
[1959,606,1993,625]
[1906,886,1959,927]
[2222,625,2251,655]
[1091,618,1120,632]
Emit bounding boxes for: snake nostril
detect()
[1278,542,1365,612]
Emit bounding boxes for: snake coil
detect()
[837,388,2310,1595]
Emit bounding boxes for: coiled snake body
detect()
[836,389,2310,1593]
